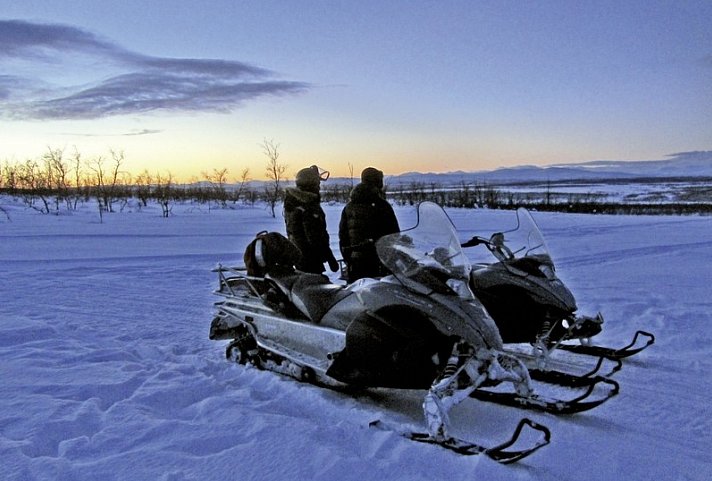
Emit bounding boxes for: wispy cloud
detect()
[123,129,163,137]
[0,20,310,120]
[61,128,163,137]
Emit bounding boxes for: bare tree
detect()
[69,149,84,210]
[202,167,230,209]
[234,167,251,204]
[1,160,18,194]
[86,155,107,212]
[134,169,153,208]
[42,147,70,212]
[154,171,174,217]
[262,139,287,218]
[17,158,51,213]
[109,149,131,212]
[87,150,129,213]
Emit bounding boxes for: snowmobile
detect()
[461,207,655,373]
[209,202,616,463]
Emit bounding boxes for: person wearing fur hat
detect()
[339,167,400,283]
[284,165,339,274]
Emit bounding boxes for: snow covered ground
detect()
[1,197,711,481]
[500,180,704,203]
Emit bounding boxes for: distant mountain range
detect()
[233,151,712,189]
[382,150,712,186]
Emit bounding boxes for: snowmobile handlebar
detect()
[461,234,514,262]
[461,236,486,248]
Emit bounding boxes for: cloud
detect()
[0,20,118,59]
[61,128,164,137]
[666,151,712,160]
[0,20,310,120]
[123,129,163,137]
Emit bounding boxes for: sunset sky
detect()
[1,1,710,181]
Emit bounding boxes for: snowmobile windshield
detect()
[495,208,555,276]
[464,208,555,275]
[508,208,551,258]
[376,202,473,297]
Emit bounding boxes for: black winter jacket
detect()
[284,187,333,274]
[338,183,399,282]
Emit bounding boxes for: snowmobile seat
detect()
[267,272,302,294]
[268,273,351,325]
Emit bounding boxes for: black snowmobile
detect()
[461,207,654,374]
[209,202,617,463]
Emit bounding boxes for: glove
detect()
[327,252,339,273]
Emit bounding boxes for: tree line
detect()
[0,145,269,218]
[2,145,710,219]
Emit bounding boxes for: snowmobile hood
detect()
[375,202,503,349]
[465,207,578,312]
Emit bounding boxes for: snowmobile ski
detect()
[528,368,616,388]
[507,343,624,388]
[369,418,550,464]
[471,376,620,414]
[556,330,655,360]
[526,355,623,388]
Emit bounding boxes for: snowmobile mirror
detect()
[487,232,514,262]
[490,232,505,247]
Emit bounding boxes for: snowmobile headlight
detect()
[446,278,474,299]
[538,264,556,279]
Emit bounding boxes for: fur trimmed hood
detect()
[285,187,320,204]
[349,182,383,204]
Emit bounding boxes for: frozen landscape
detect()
[2,196,711,481]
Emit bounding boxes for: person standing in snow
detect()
[284,165,339,275]
[339,167,400,283]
